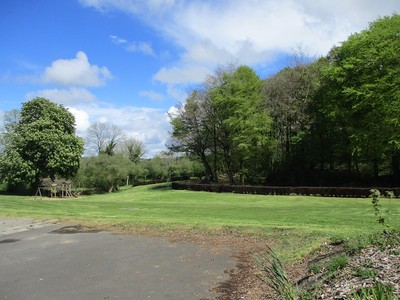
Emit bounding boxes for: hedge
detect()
[132,179,167,187]
[171,182,400,198]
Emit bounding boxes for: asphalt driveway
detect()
[0,218,235,300]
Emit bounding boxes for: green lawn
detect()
[1,184,399,259]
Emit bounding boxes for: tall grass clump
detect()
[255,246,299,300]
[351,282,397,300]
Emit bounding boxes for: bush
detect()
[75,154,134,193]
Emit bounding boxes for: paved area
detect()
[0,218,235,300]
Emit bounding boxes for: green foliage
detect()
[76,154,134,193]
[355,267,377,279]
[140,155,204,181]
[0,98,84,191]
[344,230,400,256]
[351,283,397,300]
[322,14,400,178]
[170,65,273,184]
[327,254,348,273]
[167,14,400,185]
[309,263,323,274]
[255,246,299,300]
[370,189,394,229]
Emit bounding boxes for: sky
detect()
[1,0,399,157]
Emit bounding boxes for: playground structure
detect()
[35,179,76,199]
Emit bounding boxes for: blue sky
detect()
[1,0,399,156]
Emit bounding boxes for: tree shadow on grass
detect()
[148,183,172,192]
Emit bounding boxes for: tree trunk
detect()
[200,152,213,182]
[372,158,379,178]
[392,154,400,180]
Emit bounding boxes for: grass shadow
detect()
[148,183,172,192]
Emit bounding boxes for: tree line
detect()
[169,14,400,186]
[1,14,398,193]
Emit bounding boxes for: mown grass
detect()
[1,184,399,260]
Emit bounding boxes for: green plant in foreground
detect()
[309,263,323,274]
[255,246,299,300]
[327,254,348,274]
[355,267,377,280]
[351,282,397,300]
[370,189,394,230]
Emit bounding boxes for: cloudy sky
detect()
[1,0,399,156]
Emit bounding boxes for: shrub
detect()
[75,154,134,193]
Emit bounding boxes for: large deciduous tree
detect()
[0,109,20,156]
[86,122,125,155]
[210,65,273,184]
[117,138,146,163]
[323,14,400,178]
[263,56,322,171]
[0,98,84,191]
[169,65,273,184]
[168,89,216,182]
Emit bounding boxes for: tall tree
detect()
[170,65,273,184]
[86,122,125,155]
[263,57,322,170]
[323,14,400,178]
[210,65,273,184]
[117,138,146,163]
[0,98,84,191]
[168,89,216,181]
[0,109,20,156]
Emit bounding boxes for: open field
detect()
[1,184,399,260]
[2,184,400,298]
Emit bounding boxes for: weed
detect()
[351,282,397,300]
[345,230,400,255]
[327,254,348,273]
[330,236,345,246]
[355,267,377,279]
[370,189,394,230]
[309,263,323,274]
[363,259,373,268]
[254,246,299,300]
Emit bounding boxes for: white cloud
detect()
[110,35,156,56]
[23,88,171,156]
[67,107,91,134]
[139,90,165,101]
[42,51,112,87]
[75,103,171,156]
[0,110,4,127]
[110,35,127,44]
[80,0,176,15]
[81,0,400,88]
[126,41,156,56]
[167,105,179,119]
[25,87,97,106]
[154,65,210,85]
